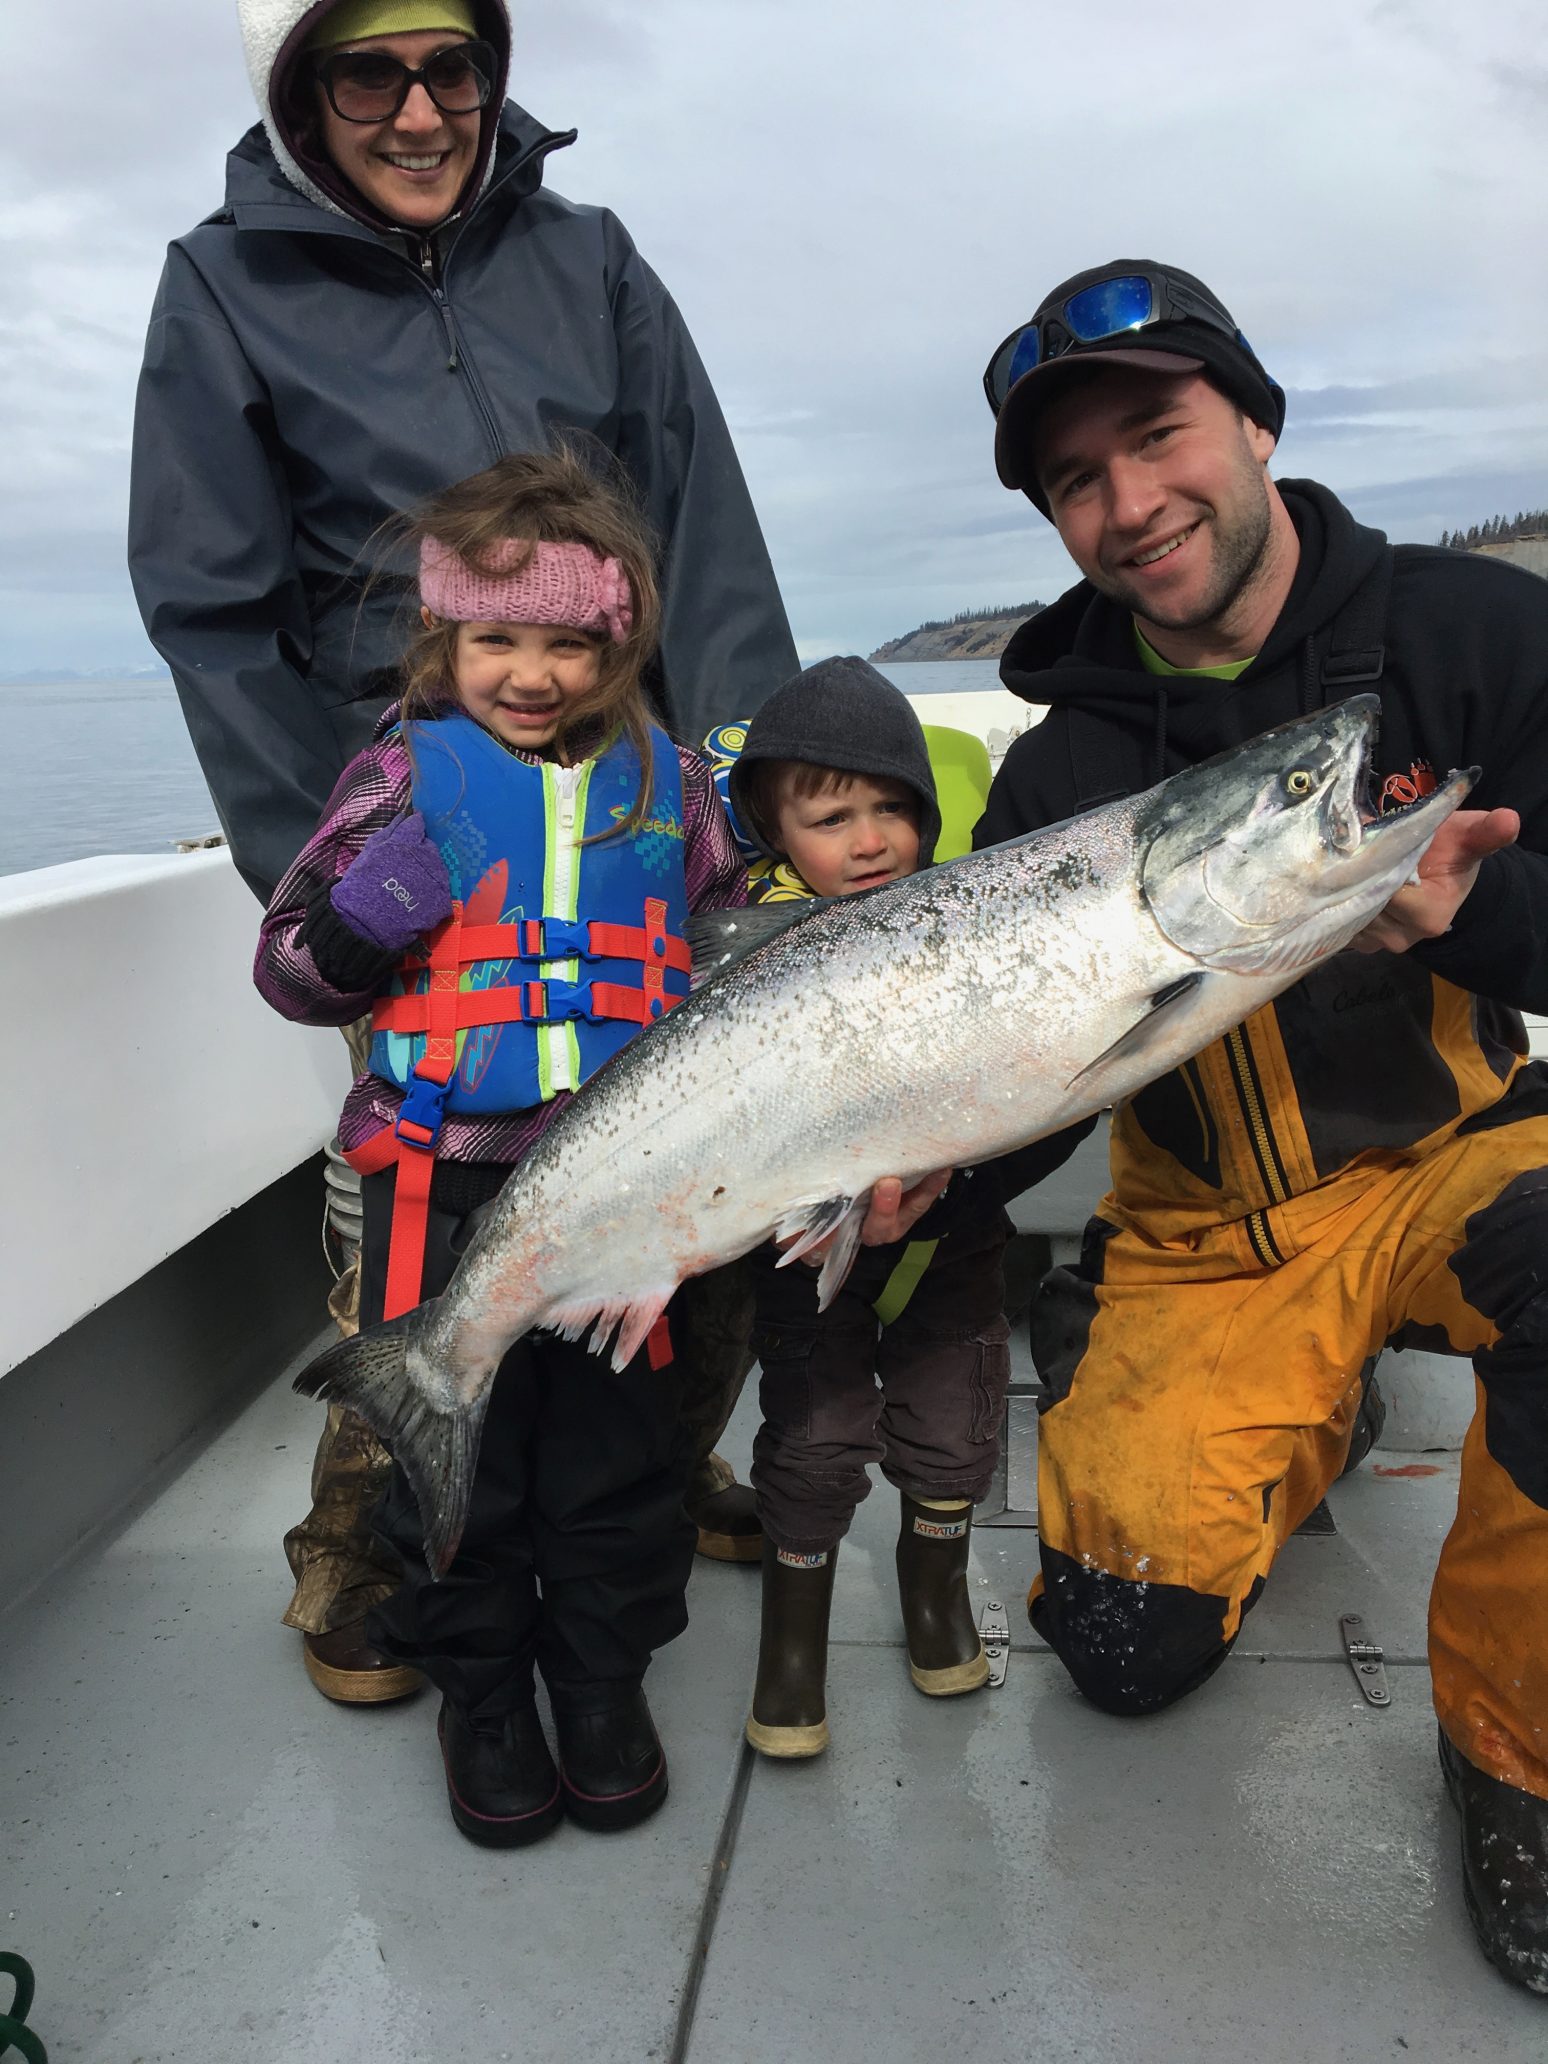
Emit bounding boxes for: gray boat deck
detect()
[4,1332,1545,2062]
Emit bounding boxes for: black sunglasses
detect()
[313,38,497,124]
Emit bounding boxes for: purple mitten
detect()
[331,812,454,951]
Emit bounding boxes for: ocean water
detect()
[0,659,1006,880]
[875,658,1004,697]
[3,677,219,879]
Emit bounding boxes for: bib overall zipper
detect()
[1224,1023,1290,1265]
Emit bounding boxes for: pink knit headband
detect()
[419,536,634,643]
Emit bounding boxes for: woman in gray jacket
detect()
[129,0,793,1700]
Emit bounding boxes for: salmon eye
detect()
[1284,769,1314,798]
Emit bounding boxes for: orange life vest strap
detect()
[586,914,692,974]
[415,906,465,1089]
[341,1130,400,1178]
[373,985,540,1035]
[374,977,680,1035]
[370,906,691,1038]
[340,1128,436,1319]
[381,1139,436,1319]
[344,1130,681,1345]
[346,898,685,1324]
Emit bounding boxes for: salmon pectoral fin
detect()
[293,1310,487,1580]
[1063,972,1206,1101]
[773,1191,870,1309]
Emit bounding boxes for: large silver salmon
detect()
[297,695,1473,1571]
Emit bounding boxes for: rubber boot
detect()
[897,1494,989,1696]
[1439,1725,1548,1994]
[438,1699,563,1849]
[552,1685,669,1833]
[685,1451,764,1563]
[745,1544,839,1758]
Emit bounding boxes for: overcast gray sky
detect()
[4,0,1546,671]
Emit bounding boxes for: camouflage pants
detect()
[282,1022,758,1632]
[282,1018,400,1635]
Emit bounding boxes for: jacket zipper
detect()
[540,764,588,1095]
[419,130,575,450]
[404,266,501,448]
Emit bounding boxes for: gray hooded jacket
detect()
[128,0,796,899]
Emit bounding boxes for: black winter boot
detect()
[1439,1725,1548,1994]
[437,1699,563,1849]
[1338,1360,1387,1477]
[552,1686,669,1832]
[896,1495,988,1697]
[746,1544,839,1758]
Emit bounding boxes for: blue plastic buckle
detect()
[395,1070,452,1150]
[538,979,596,1022]
[533,917,591,959]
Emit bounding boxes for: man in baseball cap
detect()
[973,257,1548,1996]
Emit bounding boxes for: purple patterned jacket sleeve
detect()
[678,743,749,916]
[253,734,415,1025]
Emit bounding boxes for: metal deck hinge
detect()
[1340,1612,1391,1707]
[980,1598,1010,1688]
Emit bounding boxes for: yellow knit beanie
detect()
[304,0,480,52]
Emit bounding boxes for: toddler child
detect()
[720,656,1012,1757]
[256,450,746,1842]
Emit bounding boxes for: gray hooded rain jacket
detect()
[129,0,796,899]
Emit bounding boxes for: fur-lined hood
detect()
[235,0,512,227]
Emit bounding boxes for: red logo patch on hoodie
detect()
[1378,762,1437,813]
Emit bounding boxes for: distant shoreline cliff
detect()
[871,532,1548,666]
[870,602,1042,664]
[1476,535,1548,580]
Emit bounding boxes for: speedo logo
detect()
[912,1515,968,1540]
[776,1548,829,1568]
[381,876,418,909]
[608,806,686,840]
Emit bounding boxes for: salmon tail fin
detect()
[293,1309,488,1578]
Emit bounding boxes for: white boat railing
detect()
[0,848,349,1376]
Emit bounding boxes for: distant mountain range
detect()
[0,664,170,686]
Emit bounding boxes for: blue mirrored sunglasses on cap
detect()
[982,269,1252,416]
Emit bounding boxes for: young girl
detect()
[255,450,746,1846]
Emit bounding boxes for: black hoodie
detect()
[982,481,1548,1014]
[973,479,1548,1216]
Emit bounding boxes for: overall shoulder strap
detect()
[1319,546,1394,692]
[1066,706,1152,813]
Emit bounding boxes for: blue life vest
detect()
[368,713,692,1128]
